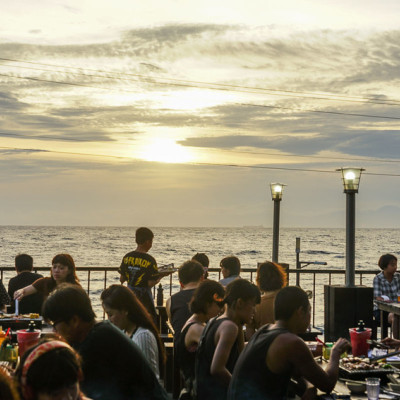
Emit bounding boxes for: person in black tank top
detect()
[166,260,205,344]
[195,279,261,400]
[177,280,225,400]
[228,286,351,400]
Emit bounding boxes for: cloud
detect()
[0,91,28,111]
[0,148,48,156]
[2,23,400,159]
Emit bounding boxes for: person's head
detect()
[100,284,166,370]
[274,286,310,332]
[15,254,33,273]
[192,253,209,278]
[0,368,20,400]
[51,254,80,285]
[17,339,82,400]
[101,284,155,331]
[220,256,241,278]
[189,280,225,319]
[135,227,154,247]
[223,279,261,324]
[378,254,397,271]
[178,260,205,286]
[256,261,287,292]
[42,284,96,344]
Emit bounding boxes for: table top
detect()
[376,300,400,315]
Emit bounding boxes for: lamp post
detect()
[270,183,286,263]
[337,167,364,287]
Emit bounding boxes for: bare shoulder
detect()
[219,319,239,332]
[215,319,239,340]
[267,331,312,373]
[186,322,205,346]
[269,331,309,358]
[189,322,205,337]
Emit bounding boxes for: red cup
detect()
[349,327,371,357]
[17,329,41,357]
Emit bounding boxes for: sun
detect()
[139,137,194,163]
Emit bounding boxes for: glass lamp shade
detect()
[337,168,364,193]
[270,183,286,200]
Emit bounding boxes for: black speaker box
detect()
[324,285,374,342]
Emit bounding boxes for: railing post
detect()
[296,237,301,286]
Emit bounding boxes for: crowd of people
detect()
[0,226,397,400]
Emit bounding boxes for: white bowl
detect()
[346,382,366,394]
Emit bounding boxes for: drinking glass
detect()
[366,377,380,400]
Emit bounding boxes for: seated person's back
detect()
[166,260,204,341]
[8,254,44,314]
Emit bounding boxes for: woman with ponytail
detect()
[194,279,260,400]
[177,280,225,400]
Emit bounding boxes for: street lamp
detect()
[270,182,286,263]
[337,167,365,287]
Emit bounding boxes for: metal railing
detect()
[0,266,378,328]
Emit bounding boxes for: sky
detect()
[1,0,400,227]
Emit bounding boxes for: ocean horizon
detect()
[1,226,397,329]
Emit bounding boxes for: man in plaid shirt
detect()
[373,254,399,327]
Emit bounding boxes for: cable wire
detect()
[1,145,399,177]
[2,56,400,106]
[2,72,400,121]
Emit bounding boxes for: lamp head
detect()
[270,182,286,200]
[337,167,364,193]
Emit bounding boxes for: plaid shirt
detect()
[373,272,400,309]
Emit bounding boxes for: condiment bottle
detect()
[0,327,6,348]
[157,284,164,306]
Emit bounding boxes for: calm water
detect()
[1,226,399,328]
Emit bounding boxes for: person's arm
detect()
[148,277,162,288]
[13,284,38,301]
[166,297,172,321]
[382,337,400,348]
[118,262,127,284]
[292,337,350,393]
[185,323,204,348]
[269,334,348,394]
[210,320,238,386]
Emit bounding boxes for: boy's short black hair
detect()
[224,278,260,306]
[42,284,96,324]
[378,254,397,270]
[274,286,309,321]
[15,254,33,272]
[192,253,209,268]
[220,256,241,276]
[135,227,154,245]
[178,260,204,285]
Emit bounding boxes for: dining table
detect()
[375,300,400,339]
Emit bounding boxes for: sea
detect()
[1,226,399,329]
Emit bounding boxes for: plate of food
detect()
[340,356,396,380]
